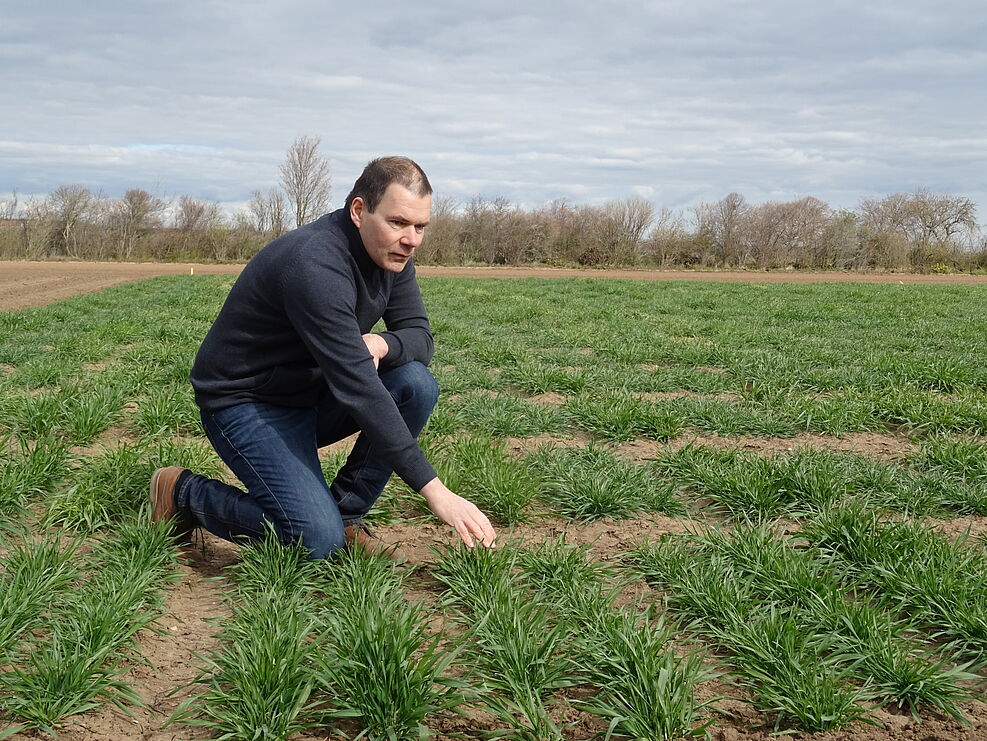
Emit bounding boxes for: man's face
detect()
[350,184,431,273]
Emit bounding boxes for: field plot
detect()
[1,273,987,740]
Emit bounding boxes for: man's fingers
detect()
[455,521,476,548]
[472,516,497,547]
[461,515,496,549]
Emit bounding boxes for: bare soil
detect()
[2,259,986,312]
[4,260,987,740]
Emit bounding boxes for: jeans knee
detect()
[281,515,345,560]
[388,361,439,412]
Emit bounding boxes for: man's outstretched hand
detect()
[420,478,497,548]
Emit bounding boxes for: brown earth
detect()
[2,259,987,312]
[4,260,987,740]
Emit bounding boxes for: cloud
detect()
[1,1,985,221]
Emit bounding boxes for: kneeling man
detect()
[150,156,496,557]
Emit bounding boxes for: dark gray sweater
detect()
[190,209,437,491]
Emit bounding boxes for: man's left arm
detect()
[376,262,433,370]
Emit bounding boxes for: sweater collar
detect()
[333,208,379,278]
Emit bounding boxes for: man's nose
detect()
[402,227,423,248]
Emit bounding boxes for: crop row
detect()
[0,521,178,736]
[2,424,985,540]
[628,511,987,732]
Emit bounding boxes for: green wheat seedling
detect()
[0,434,68,517]
[803,503,987,660]
[431,543,575,741]
[564,392,681,442]
[0,533,80,663]
[7,381,125,445]
[8,387,72,439]
[121,340,198,387]
[518,537,615,605]
[721,607,869,732]
[873,386,987,436]
[312,548,466,740]
[59,381,127,445]
[579,605,716,741]
[519,541,715,740]
[44,443,152,532]
[650,445,945,522]
[908,437,987,513]
[469,597,576,741]
[0,521,178,736]
[773,391,883,436]
[134,383,201,437]
[8,352,78,390]
[527,444,682,521]
[911,471,987,515]
[879,352,983,393]
[430,539,518,613]
[428,436,539,524]
[176,590,323,741]
[85,518,181,609]
[45,439,224,533]
[649,446,798,522]
[454,391,567,437]
[174,532,323,740]
[503,361,587,395]
[910,436,987,484]
[225,525,322,600]
[432,361,504,395]
[665,395,797,438]
[620,364,735,396]
[0,629,142,737]
[704,526,975,721]
[628,538,867,732]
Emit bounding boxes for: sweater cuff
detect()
[379,332,403,368]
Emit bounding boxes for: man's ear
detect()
[349,197,365,228]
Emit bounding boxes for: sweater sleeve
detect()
[282,252,437,491]
[378,261,434,370]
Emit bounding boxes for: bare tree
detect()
[693,193,748,266]
[645,208,692,266]
[415,196,459,264]
[248,187,289,237]
[248,190,268,232]
[597,197,654,265]
[173,194,220,232]
[47,185,99,257]
[0,190,18,220]
[279,135,331,227]
[908,190,977,246]
[111,188,166,258]
[859,191,977,247]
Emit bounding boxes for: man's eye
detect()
[415,225,425,234]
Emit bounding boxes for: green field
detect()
[1,275,986,739]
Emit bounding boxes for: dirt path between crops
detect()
[1,259,986,312]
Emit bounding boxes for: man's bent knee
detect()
[279,517,346,560]
[385,361,439,409]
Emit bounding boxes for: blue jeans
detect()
[176,361,438,558]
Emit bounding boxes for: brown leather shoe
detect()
[150,466,196,543]
[344,523,404,561]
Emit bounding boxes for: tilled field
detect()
[2,259,986,311]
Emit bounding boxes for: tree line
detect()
[1,137,983,272]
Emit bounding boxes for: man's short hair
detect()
[345,156,432,213]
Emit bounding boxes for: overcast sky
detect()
[2,1,985,219]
